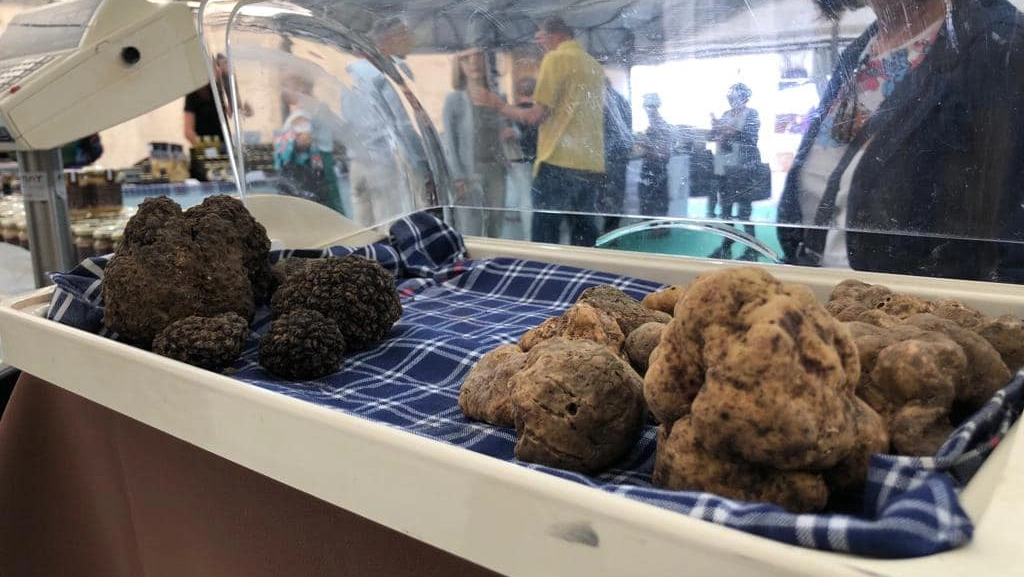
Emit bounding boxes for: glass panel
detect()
[199,0,1024,281]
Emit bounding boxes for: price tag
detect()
[20,171,47,200]
[19,171,65,200]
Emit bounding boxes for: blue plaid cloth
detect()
[46,211,1024,559]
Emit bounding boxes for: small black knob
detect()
[121,46,141,65]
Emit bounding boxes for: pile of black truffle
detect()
[101,195,402,380]
[261,256,402,379]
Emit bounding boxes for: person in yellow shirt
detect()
[472,16,605,246]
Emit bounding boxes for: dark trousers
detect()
[710,173,755,249]
[531,163,601,247]
[599,150,631,234]
[638,158,670,217]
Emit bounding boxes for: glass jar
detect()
[110,229,124,253]
[92,228,113,256]
[72,223,96,262]
[16,220,28,250]
[1,218,18,245]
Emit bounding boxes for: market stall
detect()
[2,198,1023,576]
[2,0,1024,575]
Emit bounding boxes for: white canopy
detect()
[253,0,877,64]
[664,1,877,58]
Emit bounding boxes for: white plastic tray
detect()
[1,233,1022,577]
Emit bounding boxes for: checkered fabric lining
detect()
[45,210,1024,559]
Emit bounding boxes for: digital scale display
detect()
[0,0,102,62]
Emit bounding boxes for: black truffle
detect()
[119,196,185,249]
[271,255,402,351]
[152,312,250,372]
[269,257,314,296]
[102,195,270,347]
[259,310,346,380]
[185,195,274,303]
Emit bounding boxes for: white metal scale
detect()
[0,0,209,286]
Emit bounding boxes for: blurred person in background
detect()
[183,55,228,150]
[599,80,634,234]
[442,47,508,237]
[472,16,605,247]
[502,76,538,240]
[637,93,672,221]
[776,0,1024,281]
[342,16,429,226]
[61,133,103,169]
[278,73,344,214]
[274,112,335,209]
[708,83,760,260]
[183,54,252,180]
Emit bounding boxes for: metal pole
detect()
[16,149,75,288]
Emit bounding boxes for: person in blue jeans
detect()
[471,17,606,247]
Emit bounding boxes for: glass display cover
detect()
[199,0,1024,282]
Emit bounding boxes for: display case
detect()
[3,0,1024,574]
[2,210,1023,576]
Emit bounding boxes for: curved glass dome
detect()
[198,0,1024,281]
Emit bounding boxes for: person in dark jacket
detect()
[708,83,761,260]
[504,76,539,240]
[600,81,634,234]
[637,93,673,219]
[184,55,230,149]
[776,0,1024,282]
[184,54,253,181]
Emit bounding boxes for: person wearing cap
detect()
[274,103,342,213]
[278,71,344,214]
[637,93,672,220]
[471,16,605,247]
[708,82,761,260]
[442,47,509,237]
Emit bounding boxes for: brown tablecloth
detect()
[0,374,502,577]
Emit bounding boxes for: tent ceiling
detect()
[321,0,874,61]
[213,0,876,63]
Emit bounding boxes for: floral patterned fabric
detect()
[816,21,942,149]
[797,20,945,268]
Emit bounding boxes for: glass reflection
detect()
[777,0,1024,282]
[201,0,1024,281]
